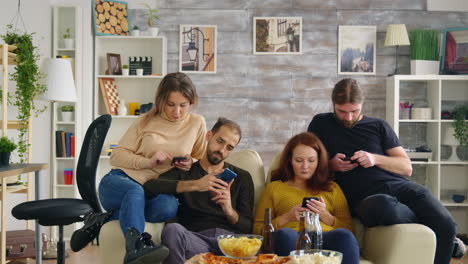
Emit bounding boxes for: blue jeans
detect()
[98,169,178,234]
[274,228,359,264]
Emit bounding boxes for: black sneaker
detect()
[124,228,169,264]
[70,211,113,252]
[453,237,466,259]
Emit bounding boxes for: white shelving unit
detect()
[94,35,167,183]
[50,5,82,241]
[386,75,468,234]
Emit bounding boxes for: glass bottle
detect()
[295,211,312,250]
[261,208,275,253]
[310,212,323,249]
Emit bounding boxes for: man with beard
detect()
[143,117,254,264]
[307,78,463,264]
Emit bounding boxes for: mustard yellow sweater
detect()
[110,112,207,185]
[253,181,353,234]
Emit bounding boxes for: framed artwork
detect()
[179,25,217,74]
[93,0,130,36]
[253,17,302,55]
[338,25,376,75]
[441,27,468,74]
[107,53,122,75]
[99,77,121,115]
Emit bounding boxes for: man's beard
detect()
[207,149,224,165]
[334,113,360,128]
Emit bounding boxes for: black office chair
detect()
[12,114,112,264]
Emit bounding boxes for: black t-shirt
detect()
[308,113,408,207]
[143,161,254,234]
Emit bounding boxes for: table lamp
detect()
[42,58,77,102]
[443,126,461,162]
[385,24,410,76]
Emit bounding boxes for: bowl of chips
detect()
[290,249,343,264]
[217,234,263,259]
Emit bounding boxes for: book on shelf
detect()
[55,131,75,157]
[56,130,63,157]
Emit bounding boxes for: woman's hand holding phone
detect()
[172,154,193,171]
[150,151,172,167]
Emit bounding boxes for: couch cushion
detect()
[225,149,265,206]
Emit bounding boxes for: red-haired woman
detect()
[253,132,359,264]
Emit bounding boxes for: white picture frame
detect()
[338,25,376,75]
[253,17,302,55]
[179,25,217,74]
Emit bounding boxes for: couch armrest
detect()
[362,224,436,264]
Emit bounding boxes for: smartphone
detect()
[343,156,357,164]
[302,197,319,208]
[216,168,237,183]
[172,157,188,164]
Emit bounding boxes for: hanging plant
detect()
[452,105,468,147]
[1,24,47,162]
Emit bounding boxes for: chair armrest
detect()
[362,224,436,264]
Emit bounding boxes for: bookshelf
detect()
[50,5,82,241]
[386,75,468,235]
[93,36,167,183]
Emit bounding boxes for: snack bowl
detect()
[290,249,343,264]
[217,234,263,259]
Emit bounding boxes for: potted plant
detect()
[452,105,468,147]
[1,24,47,163]
[409,29,440,75]
[0,137,17,167]
[136,63,144,76]
[122,64,129,76]
[132,25,140,37]
[142,3,160,36]
[61,105,75,122]
[63,27,74,49]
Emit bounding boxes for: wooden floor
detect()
[6,244,468,264]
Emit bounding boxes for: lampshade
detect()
[42,58,77,102]
[385,24,410,46]
[443,126,459,146]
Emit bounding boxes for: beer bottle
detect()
[310,212,323,249]
[261,208,275,253]
[295,211,312,250]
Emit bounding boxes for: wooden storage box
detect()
[6,230,36,260]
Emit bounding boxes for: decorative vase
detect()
[148,27,159,36]
[136,69,144,76]
[61,111,74,122]
[63,38,74,49]
[410,60,439,75]
[122,69,129,76]
[132,30,140,37]
[0,152,10,167]
[118,99,128,116]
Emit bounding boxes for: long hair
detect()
[141,72,198,127]
[332,78,365,105]
[271,132,332,191]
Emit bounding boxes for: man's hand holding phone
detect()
[330,153,358,172]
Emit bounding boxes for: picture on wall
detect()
[253,17,302,55]
[338,25,376,75]
[94,0,129,36]
[179,25,217,74]
[441,27,468,74]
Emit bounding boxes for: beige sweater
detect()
[110,112,207,185]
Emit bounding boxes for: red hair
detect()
[271,132,332,191]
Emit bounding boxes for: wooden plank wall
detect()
[130,0,468,170]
